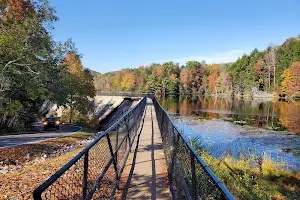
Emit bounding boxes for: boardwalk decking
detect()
[119,98,170,199]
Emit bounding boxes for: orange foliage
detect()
[152,65,165,81]
[180,68,191,89]
[208,72,218,94]
[121,72,136,91]
[2,0,34,20]
[64,52,83,75]
[275,101,300,133]
[280,62,300,96]
[136,75,145,86]
[169,73,177,81]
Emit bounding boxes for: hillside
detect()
[92,36,300,98]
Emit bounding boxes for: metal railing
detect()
[152,96,235,200]
[96,91,146,97]
[33,96,146,199]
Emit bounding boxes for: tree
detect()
[162,61,180,94]
[2,0,35,21]
[152,64,165,82]
[179,61,204,94]
[121,72,136,91]
[64,52,83,75]
[228,55,250,94]
[146,74,156,93]
[280,62,300,96]
[208,73,219,95]
[224,72,233,93]
[88,35,300,98]
[186,61,204,92]
[254,58,267,91]
[263,47,277,90]
[62,52,95,123]
[0,0,61,132]
[180,68,191,92]
[167,73,179,93]
[136,75,145,92]
[112,71,122,92]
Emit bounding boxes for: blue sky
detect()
[50,0,300,73]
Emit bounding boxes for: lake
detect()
[158,95,300,171]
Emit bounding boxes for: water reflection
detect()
[159,95,300,133]
[158,95,300,170]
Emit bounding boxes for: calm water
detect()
[158,95,300,170]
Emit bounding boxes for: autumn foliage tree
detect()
[91,35,300,99]
[208,73,219,95]
[280,62,300,96]
[0,0,95,132]
[2,0,35,20]
[63,52,95,123]
[121,72,136,91]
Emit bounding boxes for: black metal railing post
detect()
[115,126,119,166]
[106,134,119,188]
[82,151,89,199]
[32,191,42,200]
[125,116,131,145]
[190,150,197,200]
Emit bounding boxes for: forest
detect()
[1,0,299,134]
[0,0,95,133]
[93,36,300,98]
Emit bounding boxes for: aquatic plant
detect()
[189,137,300,200]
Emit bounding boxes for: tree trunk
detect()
[270,47,276,90]
[69,107,72,124]
[274,64,276,90]
[268,66,271,89]
[69,94,73,124]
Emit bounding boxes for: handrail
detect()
[33,96,147,199]
[33,93,234,199]
[151,95,235,200]
[96,91,148,97]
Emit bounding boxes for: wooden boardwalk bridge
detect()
[33,95,234,200]
[120,99,170,199]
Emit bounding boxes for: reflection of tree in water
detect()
[276,101,300,133]
[159,96,300,133]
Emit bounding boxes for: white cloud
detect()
[152,50,246,65]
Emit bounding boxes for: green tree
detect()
[0,0,62,132]
[63,52,95,123]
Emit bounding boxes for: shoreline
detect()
[161,92,300,100]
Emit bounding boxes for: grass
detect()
[195,149,300,200]
[65,127,95,139]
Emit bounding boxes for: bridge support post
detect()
[83,151,89,199]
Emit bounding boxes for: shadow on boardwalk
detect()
[118,99,170,200]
